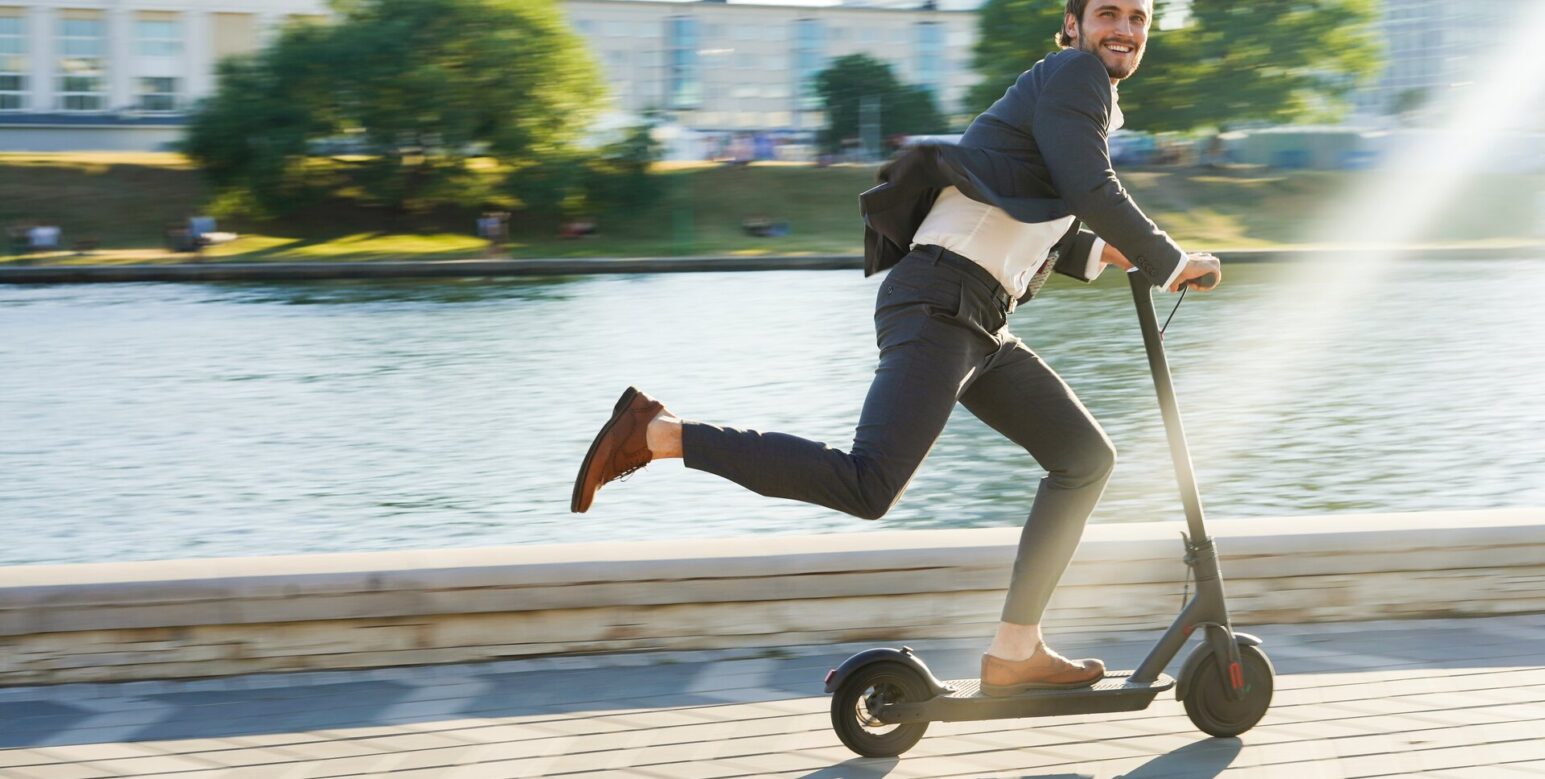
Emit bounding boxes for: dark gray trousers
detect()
[681,245,1116,625]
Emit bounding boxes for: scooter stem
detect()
[1127,270,1209,545]
[1126,270,1240,696]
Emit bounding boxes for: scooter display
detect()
[824,270,1273,758]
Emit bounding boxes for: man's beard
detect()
[1076,23,1143,80]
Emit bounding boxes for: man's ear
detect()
[1062,12,1079,44]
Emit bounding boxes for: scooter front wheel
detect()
[1182,643,1274,737]
[831,662,931,757]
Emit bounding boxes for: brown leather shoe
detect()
[980,642,1105,696]
[571,387,666,513]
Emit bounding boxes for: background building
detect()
[1351,0,1516,122]
[2,0,1534,153]
[564,0,978,150]
[0,0,976,152]
[0,0,325,150]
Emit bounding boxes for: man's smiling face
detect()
[1065,0,1151,81]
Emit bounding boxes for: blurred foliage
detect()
[511,121,663,222]
[184,0,603,219]
[814,54,948,154]
[967,0,1379,133]
[964,0,1064,114]
[580,122,665,214]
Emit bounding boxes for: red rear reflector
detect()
[1228,661,1243,690]
[824,669,836,685]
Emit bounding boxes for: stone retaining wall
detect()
[0,509,1540,685]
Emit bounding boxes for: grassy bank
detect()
[2,152,1540,265]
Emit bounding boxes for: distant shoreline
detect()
[0,244,1540,284]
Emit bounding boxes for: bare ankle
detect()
[646,413,684,459]
[986,621,1043,662]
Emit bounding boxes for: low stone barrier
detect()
[0,508,1540,685]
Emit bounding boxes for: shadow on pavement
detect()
[797,756,899,778]
[794,736,1237,779]
[1118,737,1240,778]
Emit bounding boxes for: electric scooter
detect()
[823,270,1273,757]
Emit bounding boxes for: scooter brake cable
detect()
[1180,561,1192,611]
[1160,286,1188,336]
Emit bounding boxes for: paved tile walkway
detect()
[3,614,1545,778]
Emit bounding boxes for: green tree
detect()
[965,0,1378,133]
[813,54,947,155]
[582,121,665,213]
[184,0,602,218]
[1168,0,1379,129]
[963,0,1064,116]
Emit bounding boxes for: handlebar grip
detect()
[1186,272,1218,290]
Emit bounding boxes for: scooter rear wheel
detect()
[831,662,930,757]
[1182,643,1274,737]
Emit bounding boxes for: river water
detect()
[2,259,1542,565]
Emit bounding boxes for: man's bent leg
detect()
[961,337,1112,692]
[960,337,1117,625]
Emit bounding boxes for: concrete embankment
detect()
[1,245,1540,284]
[0,508,1539,686]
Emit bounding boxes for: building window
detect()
[135,76,178,112]
[57,13,106,111]
[666,16,700,110]
[914,22,944,98]
[0,11,26,111]
[136,17,181,57]
[211,12,258,62]
[793,19,823,111]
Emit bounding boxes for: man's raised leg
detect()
[572,277,997,518]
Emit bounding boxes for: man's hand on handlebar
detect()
[1168,252,1221,293]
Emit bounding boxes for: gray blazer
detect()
[859,48,1185,298]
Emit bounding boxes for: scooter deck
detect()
[880,671,1175,724]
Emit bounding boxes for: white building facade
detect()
[7,0,1523,153]
[0,0,977,152]
[1351,0,1519,122]
[0,0,325,150]
[564,0,979,140]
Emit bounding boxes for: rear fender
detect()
[823,646,952,697]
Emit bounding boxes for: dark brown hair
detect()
[1055,0,1089,48]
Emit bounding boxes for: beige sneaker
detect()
[980,642,1105,696]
